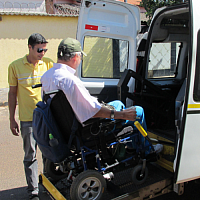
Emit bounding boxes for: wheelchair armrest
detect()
[83,118,102,126]
[32,83,42,89]
[83,118,125,126]
[82,118,125,138]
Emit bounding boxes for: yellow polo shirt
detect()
[8,55,54,121]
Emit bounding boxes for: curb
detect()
[0,102,8,107]
[0,88,9,107]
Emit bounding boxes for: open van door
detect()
[174,0,200,184]
[136,0,200,185]
[76,0,140,103]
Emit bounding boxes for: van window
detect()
[82,36,129,79]
[193,30,200,101]
[148,42,181,78]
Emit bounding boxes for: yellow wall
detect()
[0,14,78,88]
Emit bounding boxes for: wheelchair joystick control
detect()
[49,133,59,147]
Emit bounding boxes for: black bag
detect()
[32,98,71,163]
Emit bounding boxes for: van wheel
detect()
[45,159,68,182]
[70,170,106,200]
[131,164,148,185]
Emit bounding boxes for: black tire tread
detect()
[70,170,106,200]
[131,164,148,185]
[45,159,68,181]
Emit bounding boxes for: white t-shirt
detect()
[41,63,101,123]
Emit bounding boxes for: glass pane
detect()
[82,36,128,79]
[148,42,180,78]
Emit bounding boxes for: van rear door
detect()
[76,0,140,103]
[174,0,200,184]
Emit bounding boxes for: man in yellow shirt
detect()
[8,33,54,200]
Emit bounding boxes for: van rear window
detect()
[81,36,129,79]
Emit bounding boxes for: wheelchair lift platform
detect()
[40,173,66,200]
[39,162,174,200]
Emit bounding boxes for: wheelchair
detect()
[36,89,157,200]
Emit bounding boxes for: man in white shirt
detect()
[41,37,153,154]
[41,38,137,123]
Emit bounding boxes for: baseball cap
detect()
[58,38,87,56]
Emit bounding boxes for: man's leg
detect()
[20,121,39,199]
[125,106,151,152]
[108,101,151,153]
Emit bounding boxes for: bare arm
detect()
[93,106,137,121]
[8,86,19,136]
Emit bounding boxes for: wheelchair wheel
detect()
[70,170,106,200]
[131,164,148,185]
[45,159,68,182]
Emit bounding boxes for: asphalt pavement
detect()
[0,93,52,200]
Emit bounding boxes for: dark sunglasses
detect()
[37,48,48,53]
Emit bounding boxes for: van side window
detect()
[193,30,200,101]
[148,42,181,78]
[82,36,129,79]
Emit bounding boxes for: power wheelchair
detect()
[33,86,157,200]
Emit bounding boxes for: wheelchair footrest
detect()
[117,126,133,137]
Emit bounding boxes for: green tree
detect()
[140,0,188,24]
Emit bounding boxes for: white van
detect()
[76,0,200,198]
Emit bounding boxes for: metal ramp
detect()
[40,163,173,200]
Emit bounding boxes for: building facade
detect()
[0,0,145,88]
[0,0,78,88]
